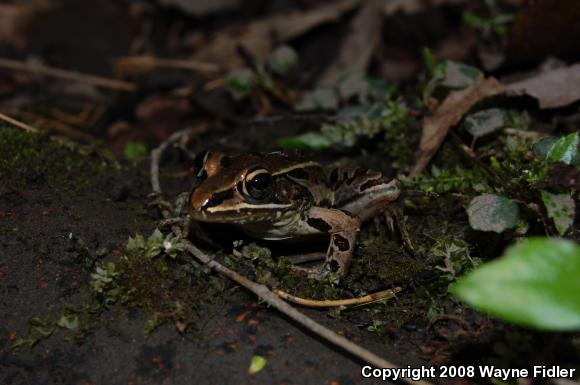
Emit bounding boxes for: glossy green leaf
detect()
[277,132,332,150]
[248,355,267,374]
[546,132,579,165]
[532,137,557,160]
[541,191,575,235]
[451,238,580,330]
[467,194,519,233]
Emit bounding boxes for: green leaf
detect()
[462,11,486,29]
[277,132,333,151]
[422,47,437,75]
[467,194,519,233]
[437,61,481,89]
[451,238,580,330]
[56,314,79,330]
[532,137,557,160]
[143,319,158,336]
[464,108,508,138]
[248,355,267,374]
[541,191,575,236]
[13,318,55,348]
[546,132,579,165]
[268,45,298,76]
[123,142,148,162]
[224,68,254,100]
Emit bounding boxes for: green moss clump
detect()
[89,230,225,336]
[0,125,111,190]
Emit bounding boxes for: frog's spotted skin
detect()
[189,151,401,280]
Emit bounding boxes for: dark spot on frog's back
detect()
[307,218,332,232]
[204,189,235,208]
[288,168,309,179]
[332,234,350,251]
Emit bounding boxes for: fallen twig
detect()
[150,131,434,385]
[0,57,136,92]
[0,111,114,160]
[273,287,401,308]
[20,111,98,143]
[0,111,39,133]
[115,55,221,76]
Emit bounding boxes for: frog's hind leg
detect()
[384,203,415,253]
[292,207,360,280]
[329,167,401,222]
[330,167,413,251]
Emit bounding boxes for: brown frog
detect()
[189,151,401,280]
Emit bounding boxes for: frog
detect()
[188,150,401,280]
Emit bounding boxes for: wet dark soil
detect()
[0,127,421,385]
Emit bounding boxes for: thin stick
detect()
[0,111,114,160]
[0,57,136,92]
[0,111,39,133]
[150,133,434,385]
[115,55,221,75]
[19,112,97,143]
[273,287,401,308]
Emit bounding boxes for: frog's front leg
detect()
[294,207,360,280]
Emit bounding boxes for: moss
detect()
[0,125,111,190]
[87,231,227,336]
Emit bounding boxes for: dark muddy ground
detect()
[0,126,424,385]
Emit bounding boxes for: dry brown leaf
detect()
[0,4,39,49]
[273,0,363,42]
[319,0,384,85]
[505,63,580,109]
[192,0,363,70]
[410,75,504,175]
[384,0,466,15]
[159,0,238,16]
[411,62,580,175]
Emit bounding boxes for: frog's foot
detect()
[158,217,188,228]
[173,191,190,217]
[384,205,414,253]
[291,207,360,281]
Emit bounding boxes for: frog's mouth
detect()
[192,202,296,224]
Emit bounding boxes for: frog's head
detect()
[189,151,305,224]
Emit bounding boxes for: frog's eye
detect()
[243,168,273,201]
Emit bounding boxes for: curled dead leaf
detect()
[411,62,580,175]
[384,0,466,15]
[506,63,580,109]
[411,75,504,175]
[0,4,42,49]
[192,0,363,70]
[319,0,383,85]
